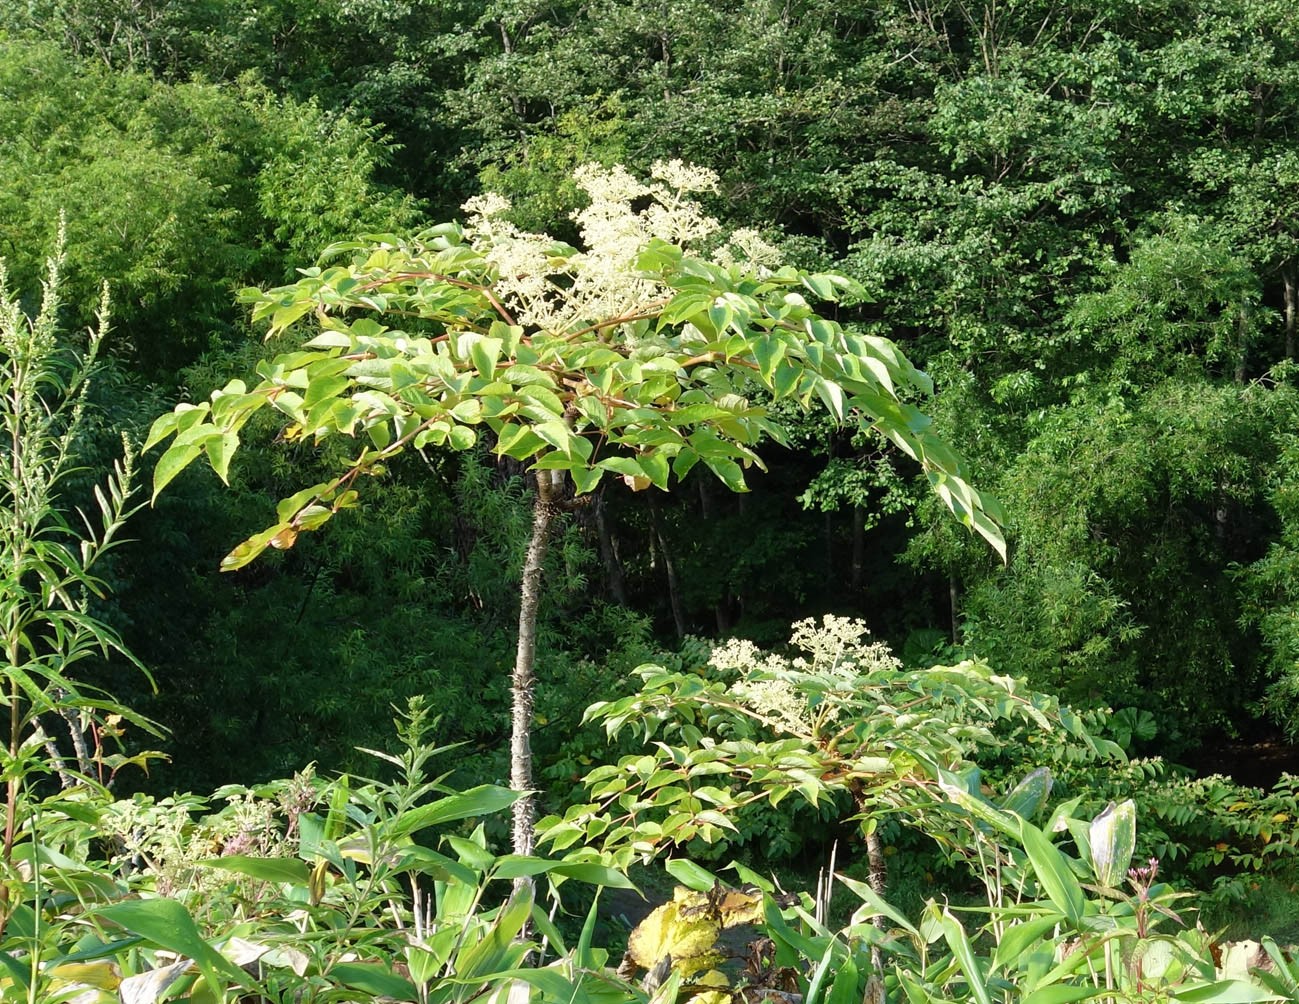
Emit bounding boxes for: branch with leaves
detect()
[541,617,1121,877]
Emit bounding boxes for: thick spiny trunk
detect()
[510,470,563,860]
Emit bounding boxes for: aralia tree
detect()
[147,162,1004,857]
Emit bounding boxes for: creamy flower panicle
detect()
[462,160,745,336]
[703,617,903,737]
[789,614,901,675]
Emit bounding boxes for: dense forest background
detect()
[5,0,1299,800]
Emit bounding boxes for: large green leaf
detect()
[0,953,28,991]
[491,855,636,888]
[389,845,479,886]
[331,962,419,999]
[1021,986,1110,1004]
[389,785,521,837]
[1019,821,1086,926]
[150,442,202,501]
[836,873,920,937]
[805,939,841,1004]
[576,893,602,970]
[96,898,255,992]
[937,770,1022,840]
[1000,768,1053,821]
[825,955,862,1004]
[1172,980,1284,1003]
[991,916,1060,973]
[455,892,534,980]
[198,855,311,886]
[665,858,721,891]
[935,905,992,1004]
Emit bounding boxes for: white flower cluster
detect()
[706,617,901,736]
[461,193,565,330]
[462,161,731,335]
[708,637,811,732]
[707,635,785,676]
[789,614,902,675]
[732,676,813,734]
[714,228,783,271]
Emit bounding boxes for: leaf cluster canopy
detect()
[147,166,1004,568]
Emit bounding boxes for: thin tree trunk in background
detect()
[593,489,628,605]
[63,708,93,778]
[697,476,712,520]
[659,30,671,102]
[1234,305,1249,386]
[721,493,745,632]
[649,496,685,639]
[851,505,865,592]
[1284,265,1297,362]
[511,470,563,862]
[42,732,74,790]
[949,571,961,646]
[498,23,526,120]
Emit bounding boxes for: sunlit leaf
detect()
[151,443,201,501]
[331,962,418,1000]
[389,785,522,837]
[96,899,254,992]
[1019,820,1086,925]
[1089,800,1137,888]
[198,855,311,886]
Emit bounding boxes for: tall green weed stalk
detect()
[0,229,157,929]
